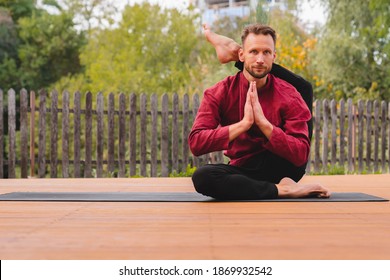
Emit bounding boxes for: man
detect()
[188,24,330,200]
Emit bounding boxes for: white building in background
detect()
[189,0,288,25]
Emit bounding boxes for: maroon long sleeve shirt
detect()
[188,72,311,167]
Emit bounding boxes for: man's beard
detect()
[244,64,270,79]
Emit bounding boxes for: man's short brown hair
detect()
[241,24,277,46]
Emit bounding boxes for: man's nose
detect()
[256,54,264,63]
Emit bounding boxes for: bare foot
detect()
[276,177,331,199]
[203,23,241,64]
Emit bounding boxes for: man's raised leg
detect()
[203,23,241,64]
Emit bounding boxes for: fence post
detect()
[108,93,115,174]
[381,101,387,172]
[140,93,147,177]
[161,94,169,177]
[0,89,3,178]
[172,93,179,173]
[357,100,364,173]
[84,92,92,178]
[119,93,127,177]
[339,99,345,167]
[182,94,190,172]
[347,98,355,173]
[96,92,104,178]
[62,91,70,178]
[73,91,81,177]
[20,89,28,178]
[38,89,46,178]
[50,90,58,178]
[322,99,329,172]
[314,100,321,172]
[373,100,380,173]
[388,101,390,173]
[150,94,158,177]
[366,100,372,172]
[8,89,16,178]
[129,93,137,177]
[330,99,337,166]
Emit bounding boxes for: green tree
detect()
[314,0,390,100]
[269,8,316,80]
[17,11,85,89]
[80,3,205,95]
[0,0,37,22]
[0,0,86,90]
[47,0,118,32]
[0,8,20,88]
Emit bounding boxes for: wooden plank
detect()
[7,89,16,178]
[339,99,345,167]
[381,101,387,172]
[96,92,104,178]
[107,92,115,174]
[129,93,137,177]
[357,100,364,173]
[62,91,70,178]
[107,93,115,174]
[73,91,81,177]
[314,100,321,172]
[0,89,3,178]
[20,89,28,178]
[330,99,337,166]
[150,94,158,177]
[366,100,372,171]
[161,94,169,177]
[140,94,147,177]
[322,99,329,172]
[347,99,354,172]
[172,93,179,173]
[119,93,126,177]
[373,100,380,173]
[38,89,46,178]
[84,92,92,178]
[182,94,190,172]
[50,90,58,178]
[29,91,36,178]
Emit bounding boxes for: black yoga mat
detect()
[0,191,387,202]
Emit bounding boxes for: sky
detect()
[116,0,327,26]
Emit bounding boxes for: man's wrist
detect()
[240,119,252,131]
[258,121,273,139]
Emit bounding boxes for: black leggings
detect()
[192,152,306,200]
[191,64,311,200]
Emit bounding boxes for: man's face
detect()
[239,33,276,80]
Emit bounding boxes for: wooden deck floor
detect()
[0,175,389,260]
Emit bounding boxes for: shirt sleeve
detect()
[264,95,311,167]
[188,86,230,156]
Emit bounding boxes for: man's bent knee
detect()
[191,165,218,197]
[192,166,210,195]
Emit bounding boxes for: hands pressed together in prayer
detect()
[242,81,274,139]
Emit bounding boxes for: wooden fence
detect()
[0,88,389,178]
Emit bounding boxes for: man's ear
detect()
[238,48,244,62]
